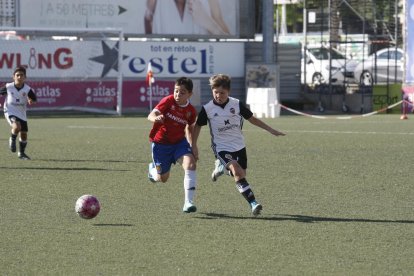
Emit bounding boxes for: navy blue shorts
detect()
[151,138,193,174]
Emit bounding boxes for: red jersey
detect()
[149,94,197,144]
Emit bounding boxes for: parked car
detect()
[0,31,25,40]
[353,47,404,86]
[301,45,358,86]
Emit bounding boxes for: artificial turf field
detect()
[1,114,414,275]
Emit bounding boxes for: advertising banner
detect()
[372,84,402,113]
[18,0,239,37]
[27,80,175,110]
[0,40,244,78]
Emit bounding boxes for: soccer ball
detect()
[75,195,100,219]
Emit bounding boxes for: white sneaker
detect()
[18,152,31,160]
[182,201,197,213]
[211,159,224,182]
[251,201,263,217]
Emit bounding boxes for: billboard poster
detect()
[18,0,139,34]
[0,40,245,78]
[18,0,239,37]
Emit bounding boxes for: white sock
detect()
[149,163,159,182]
[184,169,197,202]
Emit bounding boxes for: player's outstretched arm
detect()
[148,109,164,124]
[191,124,202,161]
[248,116,285,136]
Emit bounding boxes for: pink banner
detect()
[122,80,174,108]
[28,80,174,110]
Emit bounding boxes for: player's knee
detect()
[231,165,245,179]
[160,174,169,183]
[182,155,196,170]
[12,124,21,133]
[186,162,196,171]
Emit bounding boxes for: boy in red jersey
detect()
[147,77,198,213]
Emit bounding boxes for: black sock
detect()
[236,178,256,204]
[11,134,17,141]
[19,140,27,153]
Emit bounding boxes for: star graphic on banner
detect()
[89,41,129,78]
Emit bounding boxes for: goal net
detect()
[0,27,124,115]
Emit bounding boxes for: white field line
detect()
[67,125,148,130]
[67,125,414,136]
[282,130,414,135]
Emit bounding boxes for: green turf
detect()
[1,114,414,275]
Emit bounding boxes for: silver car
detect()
[353,47,404,86]
[301,45,358,86]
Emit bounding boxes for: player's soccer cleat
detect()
[9,137,16,153]
[211,159,225,182]
[18,152,31,160]
[148,163,156,183]
[251,201,263,217]
[182,200,197,213]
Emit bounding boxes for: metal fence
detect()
[296,0,403,113]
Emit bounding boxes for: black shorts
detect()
[7,115,28,132]
[216,148,247,170]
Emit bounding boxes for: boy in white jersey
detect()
[0,66,37,160]
[192,74,285,216]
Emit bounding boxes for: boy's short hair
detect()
[13,66,27,76]
[209,74,231,90]
[176,77,193,92]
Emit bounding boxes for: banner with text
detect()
[0,40,244,78]
[18,0,239,38]
[26,80,174,111]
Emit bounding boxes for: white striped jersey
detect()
[1,82,36,121]
[196,97,253,154]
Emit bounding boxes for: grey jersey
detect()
[199,97,253,154]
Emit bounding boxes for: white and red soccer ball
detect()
[75,195,100,219]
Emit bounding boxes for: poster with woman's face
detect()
[142,0,239,37]
[19,0,239,38]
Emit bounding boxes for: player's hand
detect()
[28,98,35,105]
[154,114,164,123]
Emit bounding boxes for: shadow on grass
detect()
[0,166,130,172]
[198,213,414,224]
[93,223,134,227]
